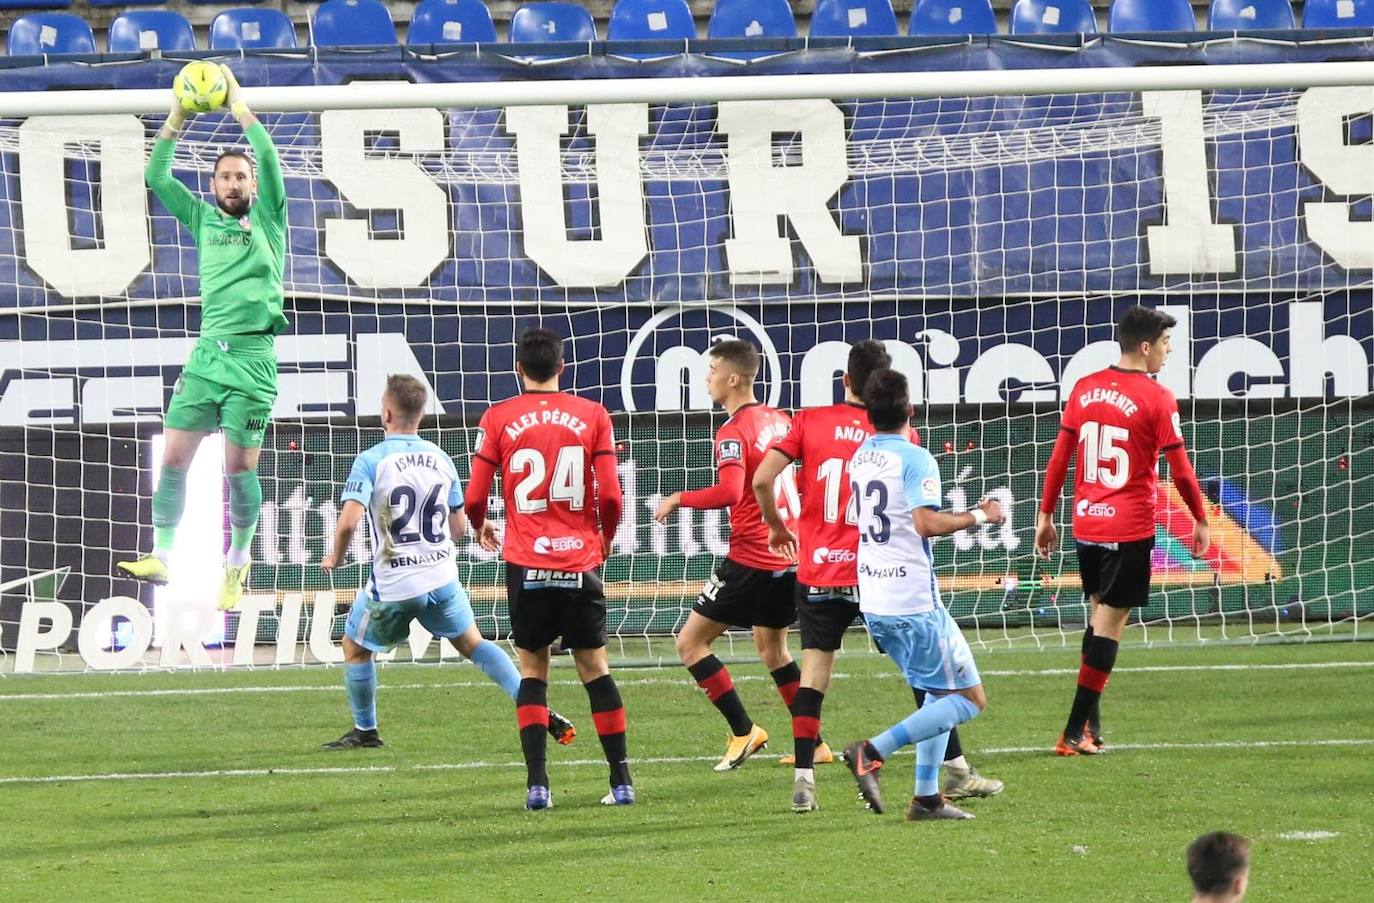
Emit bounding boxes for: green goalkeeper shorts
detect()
[165,335,278,449]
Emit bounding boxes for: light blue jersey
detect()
[342,434,463,602]
[847,431,944,616]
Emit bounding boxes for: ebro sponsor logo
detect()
[811,546,857,565]
[533,535,587,555]
[1076,498,1117,518]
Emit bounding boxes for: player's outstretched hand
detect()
[219,64,243,108]
[767,523,799,563]
[653,492,682,525]
[1192,520,1211,557]
[320,550,341,573]
[166,96,188,129]
[477,521,500,553]
[978,498,1005,525]
[1034,512,1057,560]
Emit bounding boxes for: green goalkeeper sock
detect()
[226,470,263,568]
[151,466,187,561]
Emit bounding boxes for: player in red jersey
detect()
[654,340,800,772]
[1036,306,1211,756]
[754,340,1001,812]
[465,328,634,809]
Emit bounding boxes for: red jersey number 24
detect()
[510,446,586,513]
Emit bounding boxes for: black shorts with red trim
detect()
[794,584,861,651]
[1077,537,1155,609]
[506,565,607,652]
[693,559,797,629]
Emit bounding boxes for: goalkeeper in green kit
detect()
[117,65,286,611]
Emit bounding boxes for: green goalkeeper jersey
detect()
[146,121,288,339]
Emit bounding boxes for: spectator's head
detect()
[862,368,912,432]
[383,374,428,431]
[846,340,891,402]
[516,328,565,385]
[706,340,760,405]
[1187,832,1251,903]
[1117,305,1178,374]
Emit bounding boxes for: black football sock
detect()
[1081,625,1100,731]
[688,655,753,736]
[790,687,824,770]
[1064,635,1119,738]
[585,674,631,787]
[770,661,801,709]
[516,678,549,788]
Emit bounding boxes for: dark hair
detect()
[862,368,910,431]
[1186,832,1251,895]
[385,374,428,424]
[517,327,564,383]
[213,149,254,176]
[709,340,760,381]
[1117,305,1178,354]
[848,340,891,399]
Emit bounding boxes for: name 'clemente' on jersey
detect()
[1075,387,1140,418]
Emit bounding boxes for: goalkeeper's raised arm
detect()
[223,67,286,228]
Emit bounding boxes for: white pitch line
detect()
[2,658,1372,702]
[2,737,1373,787]
[1278,831,1341,841]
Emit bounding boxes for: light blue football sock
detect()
[469,639,521,700]
[872,693,980,759]
[345,661,377,731]
[914,731,952,797]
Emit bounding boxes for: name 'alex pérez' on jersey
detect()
[341,435,463,601]
[847,432,946,617]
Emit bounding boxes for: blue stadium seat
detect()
[311,0,397,46]
[7,13,94,54]
[108,11,196,52]
[509,2,598,42]
[88,0,162,8]
[1209,0,1295,29]
[909,0,997,35]
[608,0,695,41]
[408,0,497,44]
[1009,0,1098,34]
[0,0,68,10]
[708,0,796,39]
[211,8,298,49]
[810,0,900,36]
[1304,0,1374,27]
[1108,0,1196,31]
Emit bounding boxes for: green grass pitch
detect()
[2,638,1371,901]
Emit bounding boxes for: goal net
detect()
[1,58,1371,673]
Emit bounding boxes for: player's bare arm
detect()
[913,498,1004,538]
[448,509,468,546]
[751,448,799,561]
[1035,511,1059,560]
[321,500,366,572]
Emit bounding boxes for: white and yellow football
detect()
[172,61,228,114]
